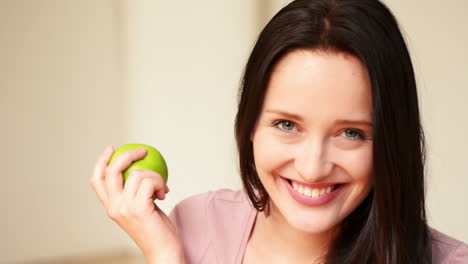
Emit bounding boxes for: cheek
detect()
[253,132,291,175]
[331,143,373,182]
[335,146,373,217]
[340,146,373,183]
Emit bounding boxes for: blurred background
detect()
[1,0,467,263]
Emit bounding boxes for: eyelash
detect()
[273,120,298,132]
[272,120,368,141]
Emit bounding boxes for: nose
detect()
[294,139,333,182]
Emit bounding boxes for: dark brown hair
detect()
[234,0,431,263]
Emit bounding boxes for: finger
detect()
[155,188,166,200]
[121,170,144,201]
[90,145,114,206]
[105,148,147,198]
[137,178,160,201]
[134,171,165,202]
[157,184,168,199]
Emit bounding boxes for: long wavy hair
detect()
[234,0,432,263]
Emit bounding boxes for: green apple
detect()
[108,143,168,184]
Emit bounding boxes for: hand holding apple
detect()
[108,143,168,184]
[90,145,185,264]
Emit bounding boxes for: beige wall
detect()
[1,0,466,263]
[1,0,130,263]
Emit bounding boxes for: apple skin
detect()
[108,144,168,184]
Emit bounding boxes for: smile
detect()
[283,177,345,206]
[291,181,338,198]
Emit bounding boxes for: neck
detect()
[249,202,336,264]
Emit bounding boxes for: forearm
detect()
[145,252,186,264]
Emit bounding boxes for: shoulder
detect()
[169,188,251,221]
[430,228,468,264]
[169,188,253,228]
[168,189,255,263]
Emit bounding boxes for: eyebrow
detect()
[264,109,373,127]
[334,119,373,127]
[265,109,304,122]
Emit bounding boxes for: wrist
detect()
[145,251,185,264]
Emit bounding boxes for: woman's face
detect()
[252,50,373,234]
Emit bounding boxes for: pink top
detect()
[169,189,468,264]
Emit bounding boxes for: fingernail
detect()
[138,148,147,153]
[106,145,114,153]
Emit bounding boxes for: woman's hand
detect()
[90,145,185,263]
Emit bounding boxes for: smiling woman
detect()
[210,0,468,262]
[251,51,374,237]
[91,0,468,263]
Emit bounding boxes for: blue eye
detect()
[343,129,366,140]
[275,120,296,132]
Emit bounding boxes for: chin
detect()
[280,204,342,235]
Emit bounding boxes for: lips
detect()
[282,177,345,206]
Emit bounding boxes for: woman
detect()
[90,0,468,263]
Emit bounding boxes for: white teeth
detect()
[311,189,319,198]
[290,180,335,198]
[319,188,326,196]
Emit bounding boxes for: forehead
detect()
[264,49,372,121]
